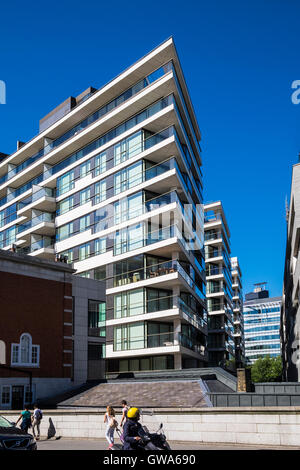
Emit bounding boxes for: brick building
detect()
[0,250,105,409]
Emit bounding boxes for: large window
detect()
[79,242,91,261]
[6,226,17,246]
[57,169,75,196]
[114,322,145,351]
[114,161,143,195]
[114,223,144,255]
[94,152,107,176]
[94,180,106,204]
[80,187,91,205]
[88,300,106,337]
[79,214,91,233]
[147,322,173,348]
[57,195,74,215]
[114,289,144,319]
[95,237,106,255]
[1,386,10,406]
[147,288,172,313]
[11,333,40,367]
[57,221,75,241]
[80,160,91,179]
[114,191,143,225]
[114,131,143,166]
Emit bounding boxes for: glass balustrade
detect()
[17,212,55,233]
[17,187,54,210]
[114,331,175,351]
[17,237,54,254]
[178,333,206,355]
[113,259,205,302]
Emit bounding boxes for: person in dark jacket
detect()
[122,407,143,450]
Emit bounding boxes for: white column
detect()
[172,285,180,309]
[173,317,181,346]
[174,353,182,370]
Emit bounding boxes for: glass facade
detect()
[243,297,281,364]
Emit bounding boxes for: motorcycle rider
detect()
[122,407,143,450]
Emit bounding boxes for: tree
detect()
[250,355,282,383]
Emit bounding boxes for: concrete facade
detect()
[72,276,106,384]
[2,408,300,447]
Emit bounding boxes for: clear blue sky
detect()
[0,0,299,297]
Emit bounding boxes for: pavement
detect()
[35,437,300,450]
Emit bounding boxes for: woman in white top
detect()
[104,406,118,449]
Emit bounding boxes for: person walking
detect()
[15,405,32,433]
[103,406,118,449]
[31,404,43,440]
[120,400,129,428]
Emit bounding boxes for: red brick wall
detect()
[0,270,72,378]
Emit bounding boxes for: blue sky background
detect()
[0,0,300,297]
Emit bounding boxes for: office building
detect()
[244,284,281,364]
[204,201,235,368]
[0,38,207,375]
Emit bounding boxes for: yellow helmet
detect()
[127,407,140,419]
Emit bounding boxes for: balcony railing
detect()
[17,237,54,254]
[114,330,175,351]
[114,330,206,355]
[17,187,55,210]
[113,259,205,302]
[44,94,174,185]
[108,293,206,331]
[1,94,175,207]
[178,333,206,356]
[177,297,207,330]
[204,230,222,241]
[17,212,55,233]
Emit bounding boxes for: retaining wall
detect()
[2,407,300,447]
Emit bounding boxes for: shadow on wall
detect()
[47,418,56,439]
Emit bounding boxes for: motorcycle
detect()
[111,423,171,450]
[137,423,171,450]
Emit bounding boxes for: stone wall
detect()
[2,407,300,447]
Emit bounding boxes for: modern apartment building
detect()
[281,163,300,381]
[204,202,235,368]
[0,38,207,375]
[244,284,281,364]
[231,257,245,367]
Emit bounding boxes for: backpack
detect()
[109,416,118,429]
[35,409,43,420]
